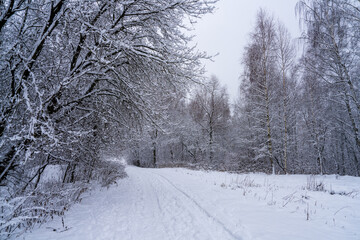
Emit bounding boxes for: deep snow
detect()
[19,166,360,240]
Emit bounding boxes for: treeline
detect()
[128,0,360,177]
[0,0,214,237]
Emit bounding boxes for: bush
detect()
[305,175,325,192]
[0,160,127,238]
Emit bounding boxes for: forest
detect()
[0,0,359,237]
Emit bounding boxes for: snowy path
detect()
[22,166,360,240]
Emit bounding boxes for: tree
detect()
[297,0,360,175]
[189,75,230,166]
[237,9,277,174]
[235,9,300,174]
[274,22,299,174]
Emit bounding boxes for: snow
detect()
[19,166,360,240]
[38,165,65,184]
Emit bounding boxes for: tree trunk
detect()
[153,129,158,167]
[282,69,288,174]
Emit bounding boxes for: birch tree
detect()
[238,9,277,174]
[275,22,298,174]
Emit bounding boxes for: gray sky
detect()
[192,0,301,103]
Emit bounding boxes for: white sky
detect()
[192,0,301,103]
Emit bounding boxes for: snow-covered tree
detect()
[236,9,278,174]
[297,0,360,175]
[0,0,216,236]
[234,9,300,174]
[189,75,231,166]
[274,22,299,174]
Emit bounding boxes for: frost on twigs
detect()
[97,161,127,188]
[0,160,127,238]
[225,175,261,196]
[305,175,325,192]
[0,182,88,238]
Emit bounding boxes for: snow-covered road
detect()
[22,166,360,240]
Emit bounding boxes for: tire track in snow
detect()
[130,173,171,240]
[149,172,204,239]
[154,173,244,240]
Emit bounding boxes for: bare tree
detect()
[189,76,230,165]
[275,22,298,174]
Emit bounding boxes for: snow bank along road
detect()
[22,166,360,240]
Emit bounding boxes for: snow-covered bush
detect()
[96,161,127,187]
[0,182,86,238]
[0,160,127,238]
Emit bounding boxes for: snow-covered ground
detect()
[20,166,360,240]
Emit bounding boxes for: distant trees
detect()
[127,75,232,169]
[189,76,231,165]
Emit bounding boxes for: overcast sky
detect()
[192,0,301,103]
